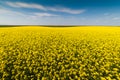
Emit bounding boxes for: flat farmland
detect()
[0,26,120,80]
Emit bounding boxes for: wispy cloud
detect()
[6,2,47,10]
[34,13,58,17]
[5,2,86,14]
[0,8,60,25]
[0,8,59,18]
[48,7,85,14]
[0,8,25,16]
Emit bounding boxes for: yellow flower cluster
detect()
[0,26,120,80]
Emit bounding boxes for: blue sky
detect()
[0,0,120,25]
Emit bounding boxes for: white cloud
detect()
[5,2,86,14]
[6,2,47,10]
[0,8,58,17]
[34,13,58,17]
[0,8,25,16]
[0,8,59,25]
[48,7,85,14]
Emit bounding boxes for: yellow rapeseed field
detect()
[0,26,120,80]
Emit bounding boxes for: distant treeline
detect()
[0,25,119,27]
[0,25,23,27]
[0,25,78,27]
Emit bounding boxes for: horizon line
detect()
[0,25,120,26]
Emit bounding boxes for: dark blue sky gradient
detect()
[2,0,120,8]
